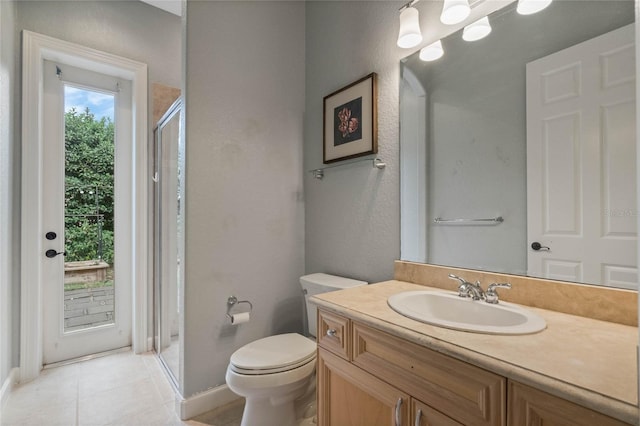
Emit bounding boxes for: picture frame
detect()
[323,73,378,164]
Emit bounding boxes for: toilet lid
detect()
[230,333,316,372]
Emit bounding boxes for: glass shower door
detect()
[154,98,184,390]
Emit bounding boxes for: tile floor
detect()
[0,350,244,426]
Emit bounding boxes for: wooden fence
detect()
[64,260,110,284]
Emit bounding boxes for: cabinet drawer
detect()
[352,322,506,426]
[508,382,632,426]
[317,310,351,359]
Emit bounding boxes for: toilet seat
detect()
[229,333,317,375]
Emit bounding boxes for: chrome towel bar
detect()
[433,216,504,225]
[309,157,386,180]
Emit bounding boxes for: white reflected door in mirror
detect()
[527,24,636,289]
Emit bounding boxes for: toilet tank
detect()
[300,273,367,338]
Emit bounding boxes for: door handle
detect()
[394,397,403,426]
[45,249,66,258]
[531,242,550,251]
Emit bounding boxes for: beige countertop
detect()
[311,280,639,425]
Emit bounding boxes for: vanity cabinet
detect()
[317,348,461,426]
[508,382,630,426]
[351,322,505,426]
[317,311,504,426]
[316,309,632,426]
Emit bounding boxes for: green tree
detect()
[64,108,115,264]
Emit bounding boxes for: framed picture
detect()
[323,73,377,164]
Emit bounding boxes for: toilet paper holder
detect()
[227,296,253,320]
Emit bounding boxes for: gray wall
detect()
[636,0,640,409]
[183,1,306,397]
[302,0,507,284]
[304,1,404,284]
[4,0,181,381]
[1,0,18,387]
[16,0,181,130]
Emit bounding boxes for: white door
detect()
[526,24,636,288]
[42,60,133,364]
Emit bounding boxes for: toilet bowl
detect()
[225,273,367,426]
[226,333,316,426]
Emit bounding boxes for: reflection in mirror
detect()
[154,98,184,387]
[400,1,636,289]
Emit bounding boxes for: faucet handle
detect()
[449,274,471,297]
[485,283,511,304]
[448,274,465,284]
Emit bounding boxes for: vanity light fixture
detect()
[440,0,471,25]
[462,16,492,41]
[397,2,423,48]
[419,40,444,62]
[516,0,552,15]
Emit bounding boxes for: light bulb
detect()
[462,16,492,42]
[397,7,423,48]
[440,0,471,25]
[516,0,552,15]
[419,40,444,62]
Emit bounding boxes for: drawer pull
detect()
[326,329,337,337]
[395,397,403,426]
[414,408,422,426]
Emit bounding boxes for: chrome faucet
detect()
[466,281,486,301]
[485,283,512,304]
[448,274,485,300]
[448,274,512,304]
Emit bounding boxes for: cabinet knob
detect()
[326,329,337,337]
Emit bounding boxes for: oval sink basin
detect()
[387,291,546,335]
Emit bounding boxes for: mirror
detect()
[154,98,184,386]
[400,0,636,289]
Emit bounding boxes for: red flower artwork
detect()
[337,107,359,138]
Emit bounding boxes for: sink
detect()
[387,291,546,335]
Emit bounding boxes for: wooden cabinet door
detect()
[352,322,506,426]
[508,382,632,426]
[412,399,463,426]
[318,347,410,426]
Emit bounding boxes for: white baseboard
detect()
[176,384,241,420]
[1,368,19,410]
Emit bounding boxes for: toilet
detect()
[225,273,367,426]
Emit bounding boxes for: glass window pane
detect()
[63,85,116,332]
